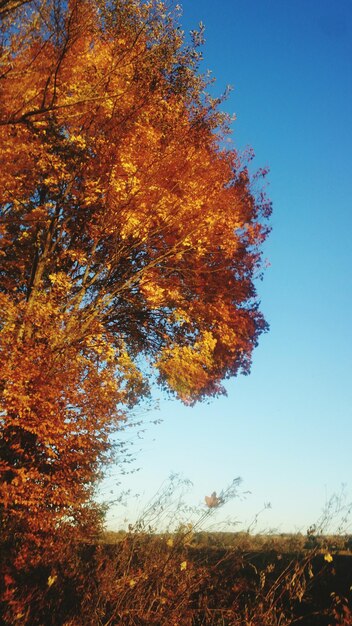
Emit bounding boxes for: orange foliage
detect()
[0,0,271,557]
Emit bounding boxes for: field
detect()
[3,531,352,625]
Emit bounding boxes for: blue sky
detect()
[104,0,352,533]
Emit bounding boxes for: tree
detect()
[0,0,271,557]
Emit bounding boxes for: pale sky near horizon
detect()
[103,0,352,534]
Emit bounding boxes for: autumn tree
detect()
[0,0,271,561]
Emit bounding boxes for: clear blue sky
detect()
[104,0,352,533]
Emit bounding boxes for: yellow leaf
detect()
[47,574,57,587]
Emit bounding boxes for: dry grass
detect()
[1,476,351,625]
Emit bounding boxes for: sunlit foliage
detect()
[0,0,270,564]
